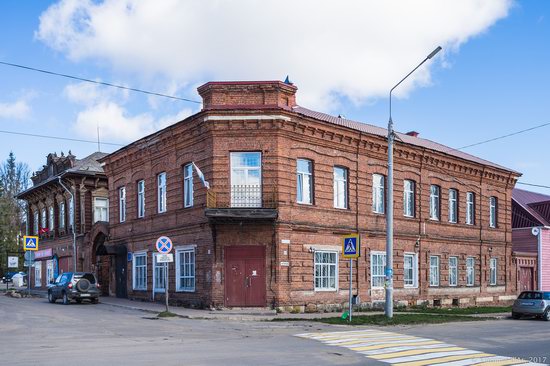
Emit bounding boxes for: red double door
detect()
[225,246,266,307]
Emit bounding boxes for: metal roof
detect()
[292,106,517,173]
[512,188,550,227]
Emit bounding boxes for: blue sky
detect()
[0,1,549,194]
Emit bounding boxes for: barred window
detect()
[449,256,458,286]
[176,248,195,292]
[466,257,475,286]
[132,253,147,290]
[371,252,386,288]
[430,256,440,287]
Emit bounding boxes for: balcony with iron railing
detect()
[205,184,278,221]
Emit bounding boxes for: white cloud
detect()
[73,101,194,142]
[37,0,513,110]
[0,98,31,120]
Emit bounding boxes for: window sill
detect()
[404,285,418,289]
[153,289,166,293]
[176,289,196,293]
[429,218,440,222]
[297,201,313,206]
[314,288,338,292]
[132,288,147,291]
[403,215,415,219]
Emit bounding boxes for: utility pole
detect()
[386,46,442,318]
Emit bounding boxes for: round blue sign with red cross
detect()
[156,236,173,254]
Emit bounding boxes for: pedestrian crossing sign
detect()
[23,236,39,251]
[342,234,360,258]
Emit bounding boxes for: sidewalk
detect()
[20,289,509,321]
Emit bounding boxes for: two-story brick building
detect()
[16,151,109,291]
[99,80,521,310]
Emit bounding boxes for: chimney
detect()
[197,81,298,111]
[406,131,419,137]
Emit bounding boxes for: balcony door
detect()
[230,152,262,207]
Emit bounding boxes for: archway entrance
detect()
[93,233,127,298]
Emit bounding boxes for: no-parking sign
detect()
[155,236,173,254]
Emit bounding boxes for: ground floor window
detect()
[490,257,497,285]
[403,253,417,287]
[133,252,147,291]
[449,256,458,286]
[466,257,475,286]
[176,247,195,292]
[429,256,440,287]
[371,252,386,288]
[153,253,167,293]
[34,261,42,287]
[46,259,55,284]
[314,251,337,291]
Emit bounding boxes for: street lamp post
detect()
[385,46,442,319]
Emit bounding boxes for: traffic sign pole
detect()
[156,236,173,313]
[349,258,353,322]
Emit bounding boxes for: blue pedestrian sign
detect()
[23,235,39,251]
[342,234,360,258]
[155,236,173,254]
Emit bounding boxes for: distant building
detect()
[512,188,550,291]
[97,80,521,310]
[16,151,109,291]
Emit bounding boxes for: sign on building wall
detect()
[8,256,18,268]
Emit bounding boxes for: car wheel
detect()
[512,312,521,320]
[62,292,70,305]
[48,291,56,304]
[91,298,99,304]
[543,309,550,322]
[75,299,82,304]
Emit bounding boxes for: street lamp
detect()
[385,46,442,319]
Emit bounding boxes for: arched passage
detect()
[92,230,127,299]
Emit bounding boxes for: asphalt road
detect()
[1,295,549,366]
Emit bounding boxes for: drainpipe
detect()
[58,177,77,272]
[537,227,542,291]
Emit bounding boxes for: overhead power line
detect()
[0,60,202,104]
[0,129,125,147]
[516,182,550,189]
[455,122,550,151]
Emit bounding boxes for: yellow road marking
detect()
[336,336,419,345]
[371,347,465,360]
[350,340,443,351]
[393,353,493,366]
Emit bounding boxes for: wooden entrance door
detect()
[519,267,534,291]
[225,246,266,307]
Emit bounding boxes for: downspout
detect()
[479,168,485,291]
[355,132,361,300]
[537,228,542,291]
[58,176,77,272]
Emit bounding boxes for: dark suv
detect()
[48,272,100,305]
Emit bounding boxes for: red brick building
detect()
[17,151,109,291]
[100,80,521,310]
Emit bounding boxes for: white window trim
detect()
[490,257,497,285]
[119,187,126,223]
[372,174,385,214]
[59,202,65,229]
[48,206,55,230]
[333,167,348,209]
[370,251,386,289]
[448,189,458,223]
[137,180,145,218]
[94,197,109,223]
[230,152,262,208]
[175,245,196,292]
[132,251,147,291]
[158,172,167,213]
[403,252,418,288]
[184,164,194,208]
[466,192,475,225]
[296,159,313,205]
[429,185,440,221]
[466,257,475,286]
[449,256,458,287]
[314,250,339,292]
[403,180,415,218]
[152,252,167,293]
[489,197,497,228]
[429,255,440,287]
[33,212,39,235]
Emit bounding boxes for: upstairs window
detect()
[137,180,145,218]
[403,180,415,217]
[297,159,313,204]
[230,152,262,208]
[69,197,74,229]
[158,172,167,213]
[33,211,39,235]
[429,185,440,220]
[59,202,65,229]
[94,197,109,223]
[448,189,458,223]
[466,192,475,225]
[119,187,126,223]
[372,174,385,214]
[48,206,54,230]
[41,208,46,230]
[489,196,497,228]
[184,164,194,208]
[333,166,348,209]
